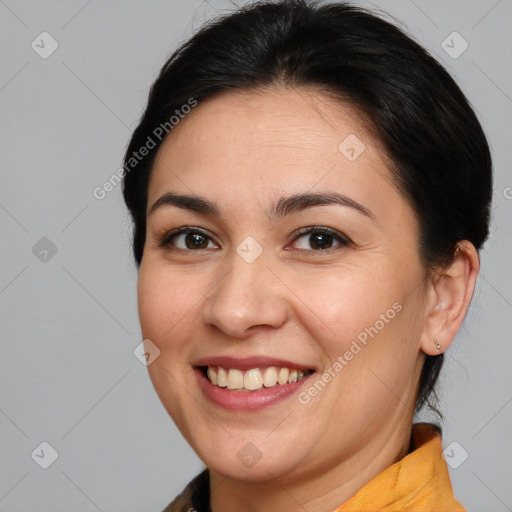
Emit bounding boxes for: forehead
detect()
[148,87,398,215]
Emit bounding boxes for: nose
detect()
[201,252,289,339]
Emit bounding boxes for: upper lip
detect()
[192,356,315,372]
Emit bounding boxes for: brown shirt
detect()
[162,469,210,512]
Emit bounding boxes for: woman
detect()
[122,1,492,510]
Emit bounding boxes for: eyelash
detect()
[158,225,351,253]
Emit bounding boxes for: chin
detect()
[193,435,312,483]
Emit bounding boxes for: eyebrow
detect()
[148,191,374,220]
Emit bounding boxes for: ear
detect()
[420,241,480,355]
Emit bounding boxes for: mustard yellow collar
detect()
[336,423,465,511]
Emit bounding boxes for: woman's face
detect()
[138,87,431,482]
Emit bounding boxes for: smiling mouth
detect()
[199,365,315,392]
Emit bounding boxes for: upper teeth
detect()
[206,366,308,391]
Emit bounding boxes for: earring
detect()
[434,339,442,351]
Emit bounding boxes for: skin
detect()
[137,87,479,512]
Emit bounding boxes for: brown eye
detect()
[160,228,219,250]
[181,232,210,249]
[290,227,350,251]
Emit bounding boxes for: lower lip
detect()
[194,368,314,411]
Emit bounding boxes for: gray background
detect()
[1,0,511,510]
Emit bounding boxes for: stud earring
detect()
[434,339,442,351]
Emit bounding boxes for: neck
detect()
[209,415,413,512]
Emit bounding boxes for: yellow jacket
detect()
[337,423,465,511]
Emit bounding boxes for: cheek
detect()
[137,263,201,351]
[291,267,404,352]
[291,266,421,404]
[288,271,419,453]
